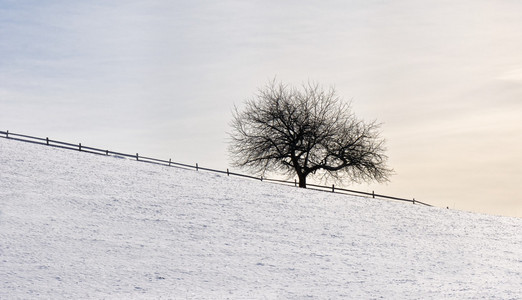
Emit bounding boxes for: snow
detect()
[1,137,521,299]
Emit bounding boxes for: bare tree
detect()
[229,80,392,188]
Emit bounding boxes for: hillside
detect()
[0,138,521,299]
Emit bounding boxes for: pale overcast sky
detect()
[1,0,521,217]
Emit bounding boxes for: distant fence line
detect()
[0,130,432,207]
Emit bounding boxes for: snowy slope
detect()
[0,138,521,299]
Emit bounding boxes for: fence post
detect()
[196,163,198,171]
[413,198,416,204]
[260,176,263,181]
[46,137,49,145]
[227,168,229,176]
[5,130,8,138]
[332,184,335,193]
[106,150,109,155]
[79,143,82,151]
[372,191,375,198]
[136,153,139,161]
[169,158,171,166]
[295,179,297,187]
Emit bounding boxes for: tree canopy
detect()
[229,80,392,188]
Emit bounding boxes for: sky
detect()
[1,0,521,218]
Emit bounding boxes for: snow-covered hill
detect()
[1,138,521,299]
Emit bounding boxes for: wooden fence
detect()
[0,130,432,207]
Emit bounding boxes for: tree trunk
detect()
[298,173,307,188]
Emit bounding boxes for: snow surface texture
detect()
[0,138,521,299]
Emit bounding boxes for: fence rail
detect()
[0,130,432,207]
